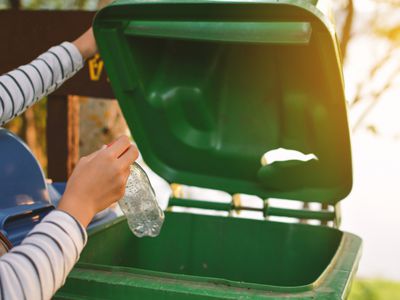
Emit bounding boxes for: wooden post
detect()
[47,95,80,182]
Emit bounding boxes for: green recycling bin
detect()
[56,1,362,299]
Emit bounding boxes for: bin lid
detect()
[94,0,352,204]
[0,129,54,244]
[0,129,51,210]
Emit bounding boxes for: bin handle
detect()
[124,21,312,45]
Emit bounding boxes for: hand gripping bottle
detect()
[118,162,165,237]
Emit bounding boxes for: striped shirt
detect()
[0,42,84,125]
[0,42,86,299]
[0,211,87,300]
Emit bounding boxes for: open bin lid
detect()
[93,0,352,205]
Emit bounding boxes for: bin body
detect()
[57,0,362,299]
[57,212,361,299]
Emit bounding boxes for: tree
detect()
[335,0,400,134]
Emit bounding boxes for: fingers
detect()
[118,145,139,168]
[84,145,106,162]
[105,136,131,159]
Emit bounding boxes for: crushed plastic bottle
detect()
[118,162,164,237]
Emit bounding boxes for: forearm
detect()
[0,210,87,300]
[0,42,84,126]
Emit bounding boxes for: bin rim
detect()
[76,213,362,296]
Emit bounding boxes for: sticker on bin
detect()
[262,148,318,165]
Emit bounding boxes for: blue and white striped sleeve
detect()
[0,42,84,126]
[0,210,87,300]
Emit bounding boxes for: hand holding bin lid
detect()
[93,0,352,205]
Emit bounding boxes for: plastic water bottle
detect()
[118,162,164,237]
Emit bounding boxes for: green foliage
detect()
[349,280,400,300]
[0,0,9,8]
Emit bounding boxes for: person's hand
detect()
[72,27,97,60]
[57,136,138,228]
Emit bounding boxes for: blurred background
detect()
[1,0,400,299]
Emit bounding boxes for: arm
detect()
[0,28,119,300]
[0,136,138,300]
[0,211,87,300]
[0,28,97,126]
